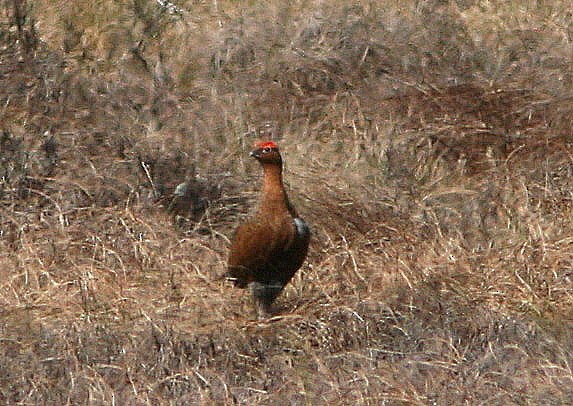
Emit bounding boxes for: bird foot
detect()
[256,305,272,320]
[249,281,283,319]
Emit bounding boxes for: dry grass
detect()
[1,0,573,404]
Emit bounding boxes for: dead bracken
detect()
[1,0,572,404]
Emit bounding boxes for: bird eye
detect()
[262,147,271,153]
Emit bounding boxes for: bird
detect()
[226,140,310,318]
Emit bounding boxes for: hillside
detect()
[1,0,572,404]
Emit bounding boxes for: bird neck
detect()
[259,163,293,216]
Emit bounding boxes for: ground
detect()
[1,0,572,404]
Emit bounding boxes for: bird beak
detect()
[250,149,261,159]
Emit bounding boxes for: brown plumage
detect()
[226,141,310,317]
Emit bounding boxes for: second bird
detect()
[226,141,310,318]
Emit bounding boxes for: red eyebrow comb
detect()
[255,140,279,149]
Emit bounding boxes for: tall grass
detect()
[1,0,572,403]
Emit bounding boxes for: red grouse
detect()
[226,141,310,317]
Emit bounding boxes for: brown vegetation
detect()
[1,0,572,404]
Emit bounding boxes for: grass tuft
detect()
[1,0,573,403]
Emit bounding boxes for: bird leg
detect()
[249,281,284,319]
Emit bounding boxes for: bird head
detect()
[250,141,282,165]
